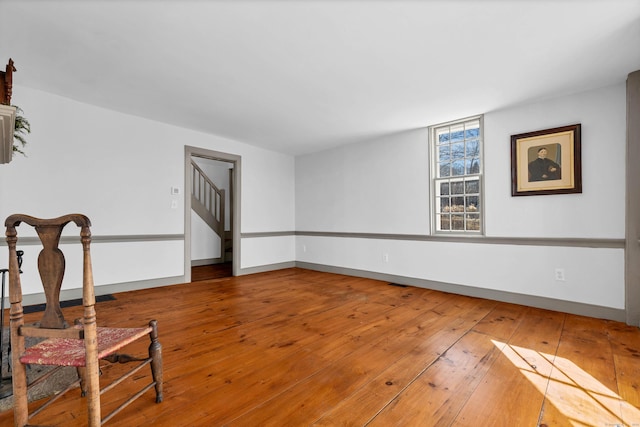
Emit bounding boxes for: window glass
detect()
[431,116,483,234]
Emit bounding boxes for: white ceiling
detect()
[1,0,639,156]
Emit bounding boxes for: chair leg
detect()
[148,320,163,403]
[12,361,28,426]
[76,366,87,397]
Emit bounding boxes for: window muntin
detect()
[431,117,483,234]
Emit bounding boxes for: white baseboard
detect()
[191,258,224,267]
[237,261,296,276]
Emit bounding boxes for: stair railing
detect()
[191,160,226,261]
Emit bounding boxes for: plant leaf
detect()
[11,105,30,156]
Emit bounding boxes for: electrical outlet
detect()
[302,244,307,253]
[554,268,565,281]
[383,253,389,263]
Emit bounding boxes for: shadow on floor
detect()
[191,263,232,281]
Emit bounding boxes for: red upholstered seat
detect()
[20,326,153,367]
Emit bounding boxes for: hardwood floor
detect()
[1,268,639,426]
[191,263,233,281]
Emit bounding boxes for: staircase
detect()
[223,230,233,263]
[190,160,228,263]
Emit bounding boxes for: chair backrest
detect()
[5,214,95,329]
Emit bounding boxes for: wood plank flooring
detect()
[191,263,233,281]
[1,268,639,426]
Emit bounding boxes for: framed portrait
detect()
[511,124,582,196]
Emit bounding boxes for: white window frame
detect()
[429,115,484,235]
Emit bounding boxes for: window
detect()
[430,116,483,234]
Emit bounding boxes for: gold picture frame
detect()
[511,124,582,196]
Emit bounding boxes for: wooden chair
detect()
[4,214,163,426]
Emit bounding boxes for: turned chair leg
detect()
[76,366,87,397]
[148,320,163,403]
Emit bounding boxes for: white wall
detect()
[485,84,626,239]
[0,85,296,295]
[296,128,430,234]
[191,211,220,261]
[295,83,626,310]
[1,82,626,312]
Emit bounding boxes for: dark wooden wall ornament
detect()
[0,58,16,106]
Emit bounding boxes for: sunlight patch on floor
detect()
[492,340,640,427]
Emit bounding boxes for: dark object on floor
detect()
[5,213,163,427]
[388,283,408,288]
[0,249,23,398]
[23,294,116,314]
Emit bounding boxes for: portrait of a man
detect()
[528,144,561,182]
[511,124,581,196]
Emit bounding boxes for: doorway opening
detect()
[184,146,241,282]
